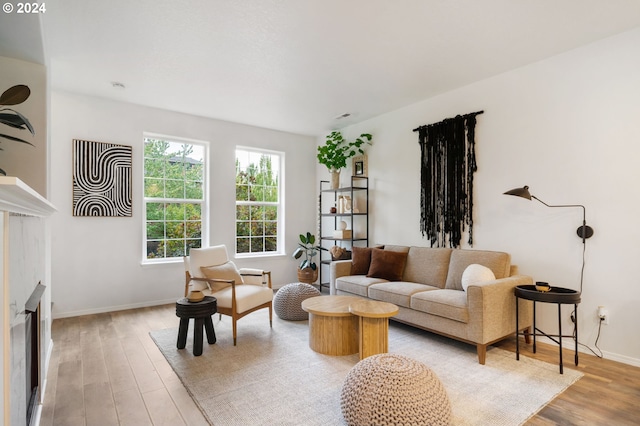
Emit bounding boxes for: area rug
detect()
[150,310,582,425]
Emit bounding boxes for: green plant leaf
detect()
[0,85,30,106]
[0,133,34,145]
[0,108,34,135]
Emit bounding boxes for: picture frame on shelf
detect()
[352,154,367,176]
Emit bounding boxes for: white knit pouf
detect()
[341,353,452,426]
[273,282,321,321]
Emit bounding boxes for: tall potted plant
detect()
[0,85,35,176]
[292,232,326,284]
[317,131,372,189]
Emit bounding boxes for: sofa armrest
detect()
[466,274,534,344]
[330,260,353,295]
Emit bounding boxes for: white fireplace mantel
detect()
[0,177,55,217]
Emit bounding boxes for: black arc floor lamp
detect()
[504,185,594,293]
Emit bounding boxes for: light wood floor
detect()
[41,304,640,425]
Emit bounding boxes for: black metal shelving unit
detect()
[318,176,369,292]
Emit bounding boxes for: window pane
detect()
[166,240,185,257]
[146,203,165,220]
[185,180,202,199]
[235,148,282,255]
[147,240,164,258]
[237,221,250,237]
[147,222,164,239]
[145,178,164,198]
[186,221,201,239]
[236,184,249,201]
[166,179,184,198]
[145,158,164,178]
[236,205,249,220]
[166,221,184,239]
[250,221,264,237]
[251,237,264,252]
[166,203,185,220]
[237,238,250,254]
[144,137,206,261]
[250,205,265,220]
[264,221,277,236]
[265,206,277,221]
[265,237,277,252]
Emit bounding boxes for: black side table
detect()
[515,285,581,374]
[176,296,217,356]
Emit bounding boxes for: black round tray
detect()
[515,284,581,304]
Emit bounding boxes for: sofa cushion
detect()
[382,245,410,253]
[403,247,452,288]
[368,282,439,308]
[351,246,374,275]
[367,249,408,281]
[336,276,388,297]
[445,250,511,291]
[411,290,469,323]
[461,264,496,291]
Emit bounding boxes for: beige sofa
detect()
[330,245,533,364]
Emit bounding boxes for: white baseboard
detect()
[52,298,178,319]
[535,336,640,367]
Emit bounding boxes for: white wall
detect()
[330,28,640,365]
[0,56,47,196]
[50,92,318,317]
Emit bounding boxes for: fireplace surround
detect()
[0,177,55,426]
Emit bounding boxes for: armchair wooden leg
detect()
[524,326,532,344]
[269,305,273,328]
[233,318,237,346]
[477,344,487,365]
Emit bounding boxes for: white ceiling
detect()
[17,1,640,135]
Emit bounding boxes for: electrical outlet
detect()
[598,306,609,325]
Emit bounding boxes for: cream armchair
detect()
[184,245,273,345]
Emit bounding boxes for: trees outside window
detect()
[235,148,283,256]
[144,137,207,261]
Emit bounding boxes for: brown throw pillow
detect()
[367,249,408,281]
[351,247,374,275]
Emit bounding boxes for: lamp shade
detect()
[503,186,532,200]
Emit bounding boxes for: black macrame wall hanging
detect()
[412,111,483,248]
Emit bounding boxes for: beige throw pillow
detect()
[201,261,243,292]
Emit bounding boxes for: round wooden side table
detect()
[175,296,217,356]
[515,285,581,374]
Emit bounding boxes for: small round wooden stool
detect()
[175,296,217,356]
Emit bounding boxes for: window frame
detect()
[235,146,285,258]
[141,133,209,264]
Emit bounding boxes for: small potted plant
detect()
[317,131,372,189]
[292,232,327,284]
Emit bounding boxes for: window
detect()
[143,136,207,261]
[235,148,283,256]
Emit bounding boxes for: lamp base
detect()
[577,225,594,239]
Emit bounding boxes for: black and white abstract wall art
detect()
[73,139,132,217]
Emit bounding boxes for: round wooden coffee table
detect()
[301,295,360,356]
[349,299,399,360]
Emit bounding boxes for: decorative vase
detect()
[330,169,341,189]
[297,267,318,284]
